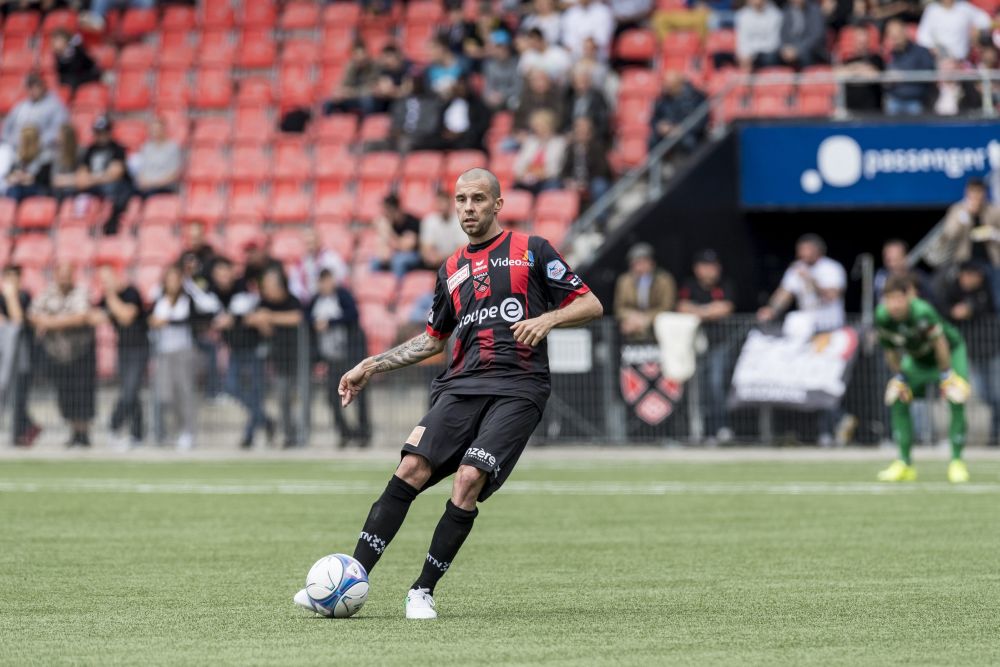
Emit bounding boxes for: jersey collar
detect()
[463,230,510,259]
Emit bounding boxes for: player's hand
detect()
[940,370,971,404]
[884,374,913,406]
[510,313,555,347]
[339,361,373,407]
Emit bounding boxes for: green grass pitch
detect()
[2,458,1000,666]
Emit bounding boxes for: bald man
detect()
[294,169,604,619]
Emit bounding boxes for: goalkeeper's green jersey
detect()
[875,297,964,364]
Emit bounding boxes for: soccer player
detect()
[294,168,603,619]
[875,275,971,483]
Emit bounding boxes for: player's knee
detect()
[452,465,487,507]
[395,454,432,489]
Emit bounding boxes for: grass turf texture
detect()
[2,459,1000,666]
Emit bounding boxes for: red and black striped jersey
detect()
[426,229,590,409]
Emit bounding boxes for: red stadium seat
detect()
[222,223,264,262]
[444,150,488,186]
[400,270,437,302]
[16,196,57,230]
[41,9,77,33]
[489,152,516,193]
[353,189,388,223]
[159,33,196,70]
[316,223,354,262]
[237,30,277,69]
[198,30,235,68]
[155,70,190,109]
[534,190,580,225]
[13,235,53,269]
[89,44,118,72]
[0,199,16,229]
[354,272,397,306]
[360,305,398,355]
[319,62,346,98]
[3,11,40,38]
[162,5,196,33]
[270,191,312,224]
[143,194,182,225]
[662,31,703,58]
[399,180,436,217]
[532,219,569,250]
[0,45,35,76]
[314,194,353,226]
[160,108,190,144]
[201,0,235,30]
[322,2,360,26]
[501,189,534,225]
[134,264,164,302]
[800,67,837,96]
[797,93,835,117]
[0,76,24,114]
[616,97,654,132]
[0,237,10,264]
[228,193,268,225]
[612,136,649,171]
[137,226,181,267]
[55,228,95,265]
[278,65,316,109]
[72,82,110,112]
[619,68,660,100]
[95,235,137,267]
[240,0,277,28]
[753,68,795,98]
[402,24,437,64]
[706,30,736,55]
[193,68,233,109]
[233,108,274,146]
[280,38,321,68]
[183,192,226,225]
[236,78,274,108]
[750,92,793,117]
[230,146,272,186]
[186,148,230,185]
[281,2,320,30]
[402,151,444,183]
[270,229,307,264]
[320,27,354,64]
[405,1,444,24]
[315,147,355,189]
[120,8,157,39]
[192,116,233,147]
[359,151,401,186]
[56,195,105,230]
[112,118,148,153]
[113,72,151,112]
[274,144,313,184]
[358,114,391,144]
[615,29,657,62]
[313,114,357,146]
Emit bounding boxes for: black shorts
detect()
[401,393,542,502]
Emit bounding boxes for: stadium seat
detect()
[0,199,16,229]
[0,237,10,264]
[277,65,316,109]
[399,181,436,218]
[192,116,233,147]
[320,27,354,65]
[198,30,236,68]
[315,147,356,189]
[159,33,196,70]
[797,93,835,117]
[113,72,152,112]
[112,118,148,153]
[322,2,360,27]
[753,68,795,98]
[313,114,357,146]
[270,191,312,224]
[359,151,401,186]
[12,235,53,269]
[134,264,164,302]
[616,97,654,132]
[186,148,230,185]
[800,67,837,96]
[354,272,397,307]
[236,78,274,108]
[137,226,181,267]
[316,223,354,262]
[237,30,277,70]
[274,144,314,184]
[142,194,182,225]
[162,5,196,33]
[120,8,157,39]
[444,150,488,186]
[240,0,278,28]
[353,189,388,223]
[230,146,273,186]
[615,29,657,62]
[402,23,437,64]
[751,92,793,117]
[160,108,191,144]
[2,11,40,38]
[95,235,137,267]
[534,191,580,225]
[619,68,660,100]
[281,39,321,69]
[489,152,516,192]
[501,189,534,225]
[313,192,352,225]
[155,70,190,109]
[1,45,35,76]
[281,1,320,30]
[56,195,104,230]
[183,192,226,225]
[16,197,57,230]
[223,223,266,262]
[358,114,391,145]
[533,219,569,250]
[55,228,96,265]
[399,270,437,304]
[705,29,736,56]
[402,151,445,184]
[89,43,117,72]
[118,43,158,72]
[72,82,110,112]
[201,0,235,30]
[662,31,703,59]
[228,193,268,226]
[270,229,307,264]
[41,9,77,33]
[233,108,274,146]
[193,67,233,109]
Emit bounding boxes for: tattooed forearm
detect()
[367,333,446,374]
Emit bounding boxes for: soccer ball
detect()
[304,554,369,618]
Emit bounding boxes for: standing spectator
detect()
[439,0,478,57]
[883,19,937,116]
[560,116,613,208]
[148,265,199,450]
[1,72,68,150]
[837,23,885,113]
[179,222,218,284]
[78,115,134,235]
[916,0,991,62]
[779,0,827,68]
[648,71,708,153]
[483,30,521,111]
[50,29,101,94]
[735,0,783,69]
[757,233,846,333]
[134,117,181,199]
[49,123,80,200]
[370,44,411,115]
[561,0,616,61]
[28,263,96,448]
[323,42,380,116]
[441,77,492,152]
[513,69,566,136]
[563,64,611,139]
[3,125,51,202]
[372,194,422,278]
[249,268,303,448]
[309,269,370,448]
[874,239,934,302]
[426,36,467,97]
[95,265,148,449]
[516,28,572,85]
[944,262,1000,445]
[0,266,40,447]
[288,228,350,303]
[420,190,467,269]
[610,0,654,35]
[677,250,737,442]
[521,0,563,47]
[237,238,281,293]
[615,242,677,342]
[514,109,567,194]
[389,76,445,153]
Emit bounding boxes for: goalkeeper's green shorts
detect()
[901,343,968,396]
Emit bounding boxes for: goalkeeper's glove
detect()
[884,374,913,406]
[940,370,971,404]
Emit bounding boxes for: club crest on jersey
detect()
[472,258,490,294]
[546,259,567,280]
[447,264,470,293]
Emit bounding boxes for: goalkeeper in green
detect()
[875,275,971,483]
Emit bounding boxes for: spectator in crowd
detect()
[50,29,101,93]
[934,56,987,115]
[95,265,148,450]
[180,222,218,284]
[516,28,572,85]
[323,42,380,116]
[0,266,40,447]
[735,0,783,69]
[757,233,846,333]
[483,31,521,111]
[148,264,199,450]
[883,19,937,116]
[440,0,478,57]
[563,64,611,140]
[134,117,181,199]
[610,0,654,35]
[3,125,51,202]
[249,268,304,448]
[441,77,492,152]
[237,238,281,293]
[560,116,613,208]
[420,190,467,269]
[309,269,370,448]
[288,228,350,303]
[513,69,566,136]
[916,0,991,62]
[370,44,411,115]
[837,23,885,113]
[49,123,80,200]
[372,194,422,278]
[28,263,96,448]
[577,36,614,94]
[426,36,467,97]
[561,0,616,61]
[521,0,562,47]
[83,0,154,29]
[78,115,133,235]
[1,72,68,150]
[465,12,504,71]
[208,258,275,449]
[943,261,1000,445]
[615,242,677,342]
[677,249,736,443]
[389,76,444,153]
[648,71,708,153]
[874,239,934,302]
[866,0,924,25]
[779,0,827,68]
[514,109,567,194]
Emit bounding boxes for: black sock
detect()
[412,500,478,594]
[352,475,420,574]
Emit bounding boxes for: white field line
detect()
[2,479,1000,496]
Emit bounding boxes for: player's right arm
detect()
[338,333,448,407]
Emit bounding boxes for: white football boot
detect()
[293,588,323,615]
[405,587,437,619]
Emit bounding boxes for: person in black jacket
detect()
[440,76,491,152]
[309,269,370,448]
[50,29,101,93]
[648,71,708,153]
[563,64,611,141]
[560,116,613,208]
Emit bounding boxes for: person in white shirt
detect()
[757,233,847,333]
[916,0,991,61]
[287,228,349,303]
[420,190,468,269]
[735,0,783,69]
[517,28,573,85]
[521,0,562,47]
[560,0,616,61]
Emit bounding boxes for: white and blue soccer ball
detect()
[303,554,369,618]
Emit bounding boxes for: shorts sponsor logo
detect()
[500,297,524,323]
[447,264,470,293]
[546,260,567,280]
[406,425,426,447]
[465,446,497,468]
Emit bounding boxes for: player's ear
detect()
[494,196,503,213]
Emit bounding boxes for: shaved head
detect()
[457,168,501,199]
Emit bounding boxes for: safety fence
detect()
[4,314,1000,449]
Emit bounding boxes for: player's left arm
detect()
[511,291,603,347]
[932,334,952,373]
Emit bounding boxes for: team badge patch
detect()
[546,259,567,280]
[472,258,490,294]
[406,425,426,447]
[447,264,470,293]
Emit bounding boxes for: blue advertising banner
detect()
[740,121,1000,208]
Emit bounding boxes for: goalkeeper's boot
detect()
[877,460,917,482]
[947,459,970,484]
